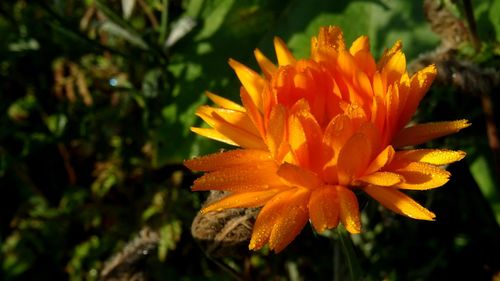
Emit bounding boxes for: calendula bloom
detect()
[185,26,469,252]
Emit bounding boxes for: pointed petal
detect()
[337,186,361,233]
[269,188,309,252]
[206,91,245,111]
[382,49,406,84]
[364,145,395,175]
[357,122,381,157]
[190,127,238,146]
[378,40,402,70]
[254,48,277,78]
[322,158,339,184]
[393,120,471,147]
[197,108,267,149]
[322,114,354,162]
[362,185,435,220]
[288,107,323,171]
[395,149,466,165]
[397,65,437,129]
[265,105,286,160]
[349,35,370,55]
[277,162,322,189]
[337,133,372,185]
[385,160,451,190]
[192,162,282,191]
[201,189,279,213]
[317,26,345,51]
[240,88,265,137]
[184,149,271,172]
[288,110,309,167]
[358,171,403,186]
[197,105,259,136]
[350,35,376,76]
[309,186,340,233]
[249,189,296,250]
[228,59,264,109]
[274,37,296,66]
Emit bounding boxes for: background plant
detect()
[0,0,499,280]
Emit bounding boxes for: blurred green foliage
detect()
[0,0,499,280]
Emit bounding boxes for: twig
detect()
[100,227,160,281]
[462,0,481,51]
[137,0,159,28]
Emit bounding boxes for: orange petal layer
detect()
[190,127,238,146]
[395,149,466,165]
[192,162,282,191]
[362,185,435,220]
[386,161,450,190]
[337,133,372,185]
[277,163,322,189]
[337,186,361,233]
[393,120,471,147]
[268,188,309,252]
[228,59,264,110]
[184,149,271,172]
[274,37,296,66]
[206,91,245,112]
[309,186,340,233]
[249,188,307,251]
[201,189,280,213]
[358,171,403,186]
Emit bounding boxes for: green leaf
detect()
[158,220,182,261]
[95,0,149,49]
[45,114,68,137]
[194,0,235,41]
[100,21,149,50]
[469,153,500,225]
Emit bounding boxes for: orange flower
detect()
[185,26,469,252]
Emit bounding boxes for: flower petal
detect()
[337,133,372,185]
[277,162,322,189]
[196,107,267,149]
[249,188,297,250]
[274,37,296,66]
[358,171,403,186]
[377,40,402,70]
[393,120,471,148]
[349,35,370,55]
[254,48,277,78]
[197,105,259,136]
[265,105,286,160]
[322,114,354,162]
[382,48,406,85]
[192,162,282,191]
[269,187,310,252]
[190,127,238,146]
[206,91,245,112]
[309,186,340,233]
[364,145,395,175]
[397,65,437,130]
[313,26,345,54]
[240,87,265,137]
[362,185,435,220]
[201,189,280,213]
[385,159,450,190]
[288,107,323,171]
[395,149,466,165]
[184,149,271,172]
[228,58,264,109]
[337,186,361,233]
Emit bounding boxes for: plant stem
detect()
[337,227,362,281]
